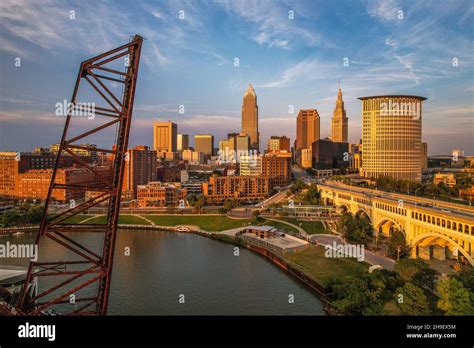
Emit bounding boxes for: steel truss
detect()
[18,35,143,316]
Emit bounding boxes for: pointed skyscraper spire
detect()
[245,83,255,96]
[331,84,348,143]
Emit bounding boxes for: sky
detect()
[0,0,473,155]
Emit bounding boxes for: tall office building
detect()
[219,133,237,155]
[421,142,428,169]
[194,134,214,156]
[267,136,291,152]
[236,133,250,152]
[122,145,157,198]
[359,95,425,182]
[241,84,259,151]
[296,109,320,150]
[177,134,189,151]
[240,154,262,176]
[331,88,348,143]
[153,121,177,152]
[262,151,292,188]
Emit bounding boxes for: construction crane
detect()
[15,35,143,315]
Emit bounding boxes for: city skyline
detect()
[0,0,473,155]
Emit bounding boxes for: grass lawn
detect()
[257,219,299,235]
[63,214,151,225]
[61,214,92,224]
[60,214,301,233]
[147,215,253,231]
[281,218,326,235]
[283,245,369,287]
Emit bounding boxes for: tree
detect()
[189,195,206,214]
[337,212,372,244]
[304,184,320,205]
[453,267,474,293]
[252,210,263,222]
[395,283,430,315]
[387,230,409,259]
[223,200,234,212]
[326,275,384,315]
[290,178,306,194]
[394,259,438,291]
[437,277,474,315]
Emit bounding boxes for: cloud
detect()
[217,0,321,49]
[260,59,337,88]
[367,0,403,23]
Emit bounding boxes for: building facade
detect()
[296,109,320,150]
[122,145,157,198]
[267,136,291,152]
[331,88,348,143]
[182,149,204,164]
[177,134,189,151]
[311,138,349,170]
[137,182,187,208]
[153,121,177,152]
[194,134,214,156]
[360,95,425,182]
[262,151,292,188]
[239,154,262,176]
[17,167,111,202]
[241,84,259,151]
[202,175,270,203]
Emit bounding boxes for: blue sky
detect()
[0,0,473,155]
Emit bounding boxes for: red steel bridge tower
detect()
[17,35,143,315]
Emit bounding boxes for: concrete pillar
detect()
[410,246,418,258]
[418,245,431,260]
[432,245,446,261]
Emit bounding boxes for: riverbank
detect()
[0,218,349,314]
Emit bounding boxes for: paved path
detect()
[219,227,247,237]
[264,218,307,238]
[258,188,290,208]
[309,234,395,270]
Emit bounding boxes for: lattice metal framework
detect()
[18,35,143,315]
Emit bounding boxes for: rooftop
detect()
[358,95,427,101]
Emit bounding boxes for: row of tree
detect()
[326,259,474,315]
[337,212,373,244]
[374,175,472,199]
[0,203,44,227]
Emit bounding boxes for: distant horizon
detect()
[1,0,473,155]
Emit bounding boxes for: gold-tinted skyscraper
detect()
[241,84,259,151]
[296,109,320,150]
[331,88,348,143]
[153,121,177,152]
[359,95,425,182]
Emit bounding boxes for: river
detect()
[0,229,325,315]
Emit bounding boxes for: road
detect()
[258,187,290,208]
[309,234,395,270]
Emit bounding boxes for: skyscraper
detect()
[194,134,214,156]
[123,145,157,198]
[296,109,320,150]
[359,95,425,181]
[177,134,189,151]
[153,121,177,152]
[241,84,259,151]
[331,88,348,143]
